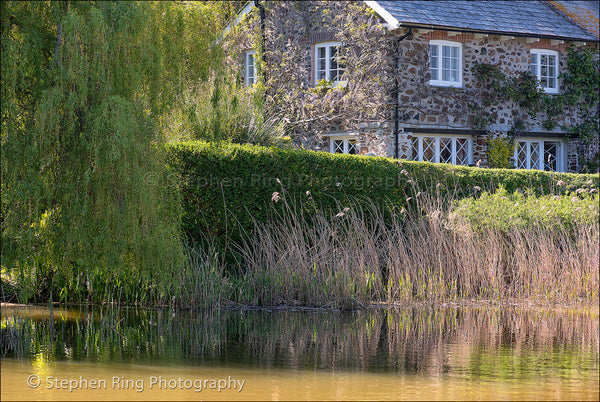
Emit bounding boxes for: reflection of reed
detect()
[2,305,597,378]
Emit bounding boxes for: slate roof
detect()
[549,0,599,39]
[375,0,598,41]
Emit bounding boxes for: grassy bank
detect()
[226,187,598,308]
[170,177,598,309]
[3,143,598,309]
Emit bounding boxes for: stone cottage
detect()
[225,1,599,172]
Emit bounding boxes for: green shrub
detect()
[487,137,516,169]
[452,184,599,233]
[165,141,599,249]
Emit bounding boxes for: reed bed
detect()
[3,181,597,309]
[233,184,599,308]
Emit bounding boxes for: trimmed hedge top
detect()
[166,141,599,245]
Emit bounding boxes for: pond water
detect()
[1,303,598,401]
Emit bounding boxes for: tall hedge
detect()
[166,141,599,247]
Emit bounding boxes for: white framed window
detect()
[408,134,472,165]
[329,136,357,155]
[245,50,256,86]
[315,42,346,86]
[429,40,463,87]
[514,139,565,171]
[530,49,559,94]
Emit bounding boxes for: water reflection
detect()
[2,303,598,378]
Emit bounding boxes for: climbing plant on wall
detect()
[224,1,393,139]
[471,46,599,171]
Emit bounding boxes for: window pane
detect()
[541,54,547,64]
[333,140,344,153]
[348,140,356,155]
[430,45,438,81]
[410,137,419,161]
[456,139,468,165]
[531,142,541,169]
[442,56,450,69]
[544,142,558,171]
[442,46,450,57]
[329,68,338,82]
[423,137,436,162]
[516,142,527,169]
[440,137,452,163]
[451,58,458,70]
[442,69,450,81]
[450,69,458,82]
[330,48,338,68]
[318,47,326,59]
[246,53,255,85]
[530,53,537,65]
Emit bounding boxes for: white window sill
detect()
[429,80,463,88]
[314,80,347,89]
[542,88,559,95]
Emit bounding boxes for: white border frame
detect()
[429,40,463,88]
[223,1,255,36]
[328,135,358,154]
[513,138,565,171]
[409,133,473,165]
[314,41,346,87]
[530,49,560,94]
[245,50,256,86]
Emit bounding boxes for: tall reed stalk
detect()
[233,183,598,308]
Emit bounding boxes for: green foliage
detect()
[472,47,599,168]
[0,1,231,304]
[452,183,598,240]
[560,47,600,170]
[471,63,552,130]
[487,137,516,169]
[561,47,600,141]
[166,141,599,250]
[164,76,289,146]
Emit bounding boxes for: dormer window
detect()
[315,42,346,86]
[530,49,559,94]
[429,40,463,87]
[245,50,256,86]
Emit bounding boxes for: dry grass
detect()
[231,187,599,308]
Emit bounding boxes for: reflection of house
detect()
[226,1,599,172]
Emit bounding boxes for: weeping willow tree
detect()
[1,1,229,304]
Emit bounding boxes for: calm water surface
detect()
[1,303,598,400]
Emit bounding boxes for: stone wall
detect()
[225,1,597,172]
[351,28,595,171]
